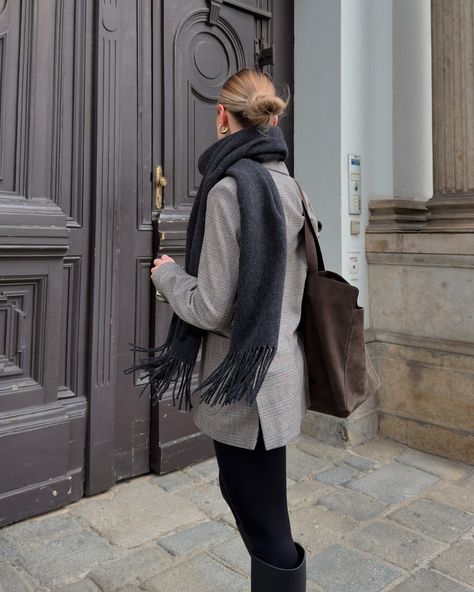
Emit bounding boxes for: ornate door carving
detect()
[0,0,93,523]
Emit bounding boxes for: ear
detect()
[273,115,279,126]
[217,103,227,122]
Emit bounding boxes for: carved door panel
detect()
[0,0,93,524]
[149,0,294,473]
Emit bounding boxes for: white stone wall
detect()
[295,0,396,321]
[294,0,342,276]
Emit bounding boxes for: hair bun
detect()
[243,93,286,128]
[217,68,290,130]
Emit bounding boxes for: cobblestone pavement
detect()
[1,435,474,592]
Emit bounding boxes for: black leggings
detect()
[212,419,299,569]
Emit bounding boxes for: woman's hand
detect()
[151,255,175,276]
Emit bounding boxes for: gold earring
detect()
[219,124,229,134]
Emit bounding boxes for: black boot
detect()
[251,541,306,592]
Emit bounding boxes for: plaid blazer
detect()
[152,159,320,450]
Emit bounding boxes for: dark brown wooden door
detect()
[82,0,293,493]
[0,0,293,524]
[148,0,294,474]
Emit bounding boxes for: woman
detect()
[128,68,319,591]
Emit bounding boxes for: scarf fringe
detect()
[124,342,277,411]
[123,341,194,412]
[195,345,276,408]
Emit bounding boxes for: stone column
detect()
[425,0,474,231]
[368,0,432,232]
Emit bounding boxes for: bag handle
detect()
[294,179,325,272]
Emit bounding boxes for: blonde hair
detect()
[217,68,290,130]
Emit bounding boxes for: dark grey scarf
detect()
[124,124,288,411]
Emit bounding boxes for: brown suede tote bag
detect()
[295,180,381,418]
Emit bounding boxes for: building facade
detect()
[296,0,474,464]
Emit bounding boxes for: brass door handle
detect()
[154,165,168,210]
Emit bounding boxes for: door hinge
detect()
[255,38,274,69]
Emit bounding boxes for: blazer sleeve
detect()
[151,181,240,331]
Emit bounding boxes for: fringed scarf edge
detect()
[123,342,277,411]
[195,344,276,408]
[123,341,194,412]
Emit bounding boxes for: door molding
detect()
[85,0,122,495]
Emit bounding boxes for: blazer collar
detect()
[261,160,290,176]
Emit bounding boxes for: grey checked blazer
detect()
[152,159,320,450]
